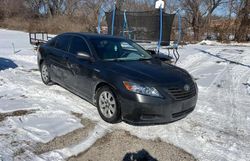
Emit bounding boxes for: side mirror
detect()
[77,52,91,60]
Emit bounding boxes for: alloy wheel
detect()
[41,64,49,83]
[98,91,117,118]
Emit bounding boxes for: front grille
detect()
[167,83,196,101]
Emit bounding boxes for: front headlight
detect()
[123,81,161,97]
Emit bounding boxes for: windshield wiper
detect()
[105,58,126,62]
[137,58,152,61]
[104,58,152,62]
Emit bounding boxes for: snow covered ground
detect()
[0,29,250,161]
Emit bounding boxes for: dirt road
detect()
[69,130,196,161]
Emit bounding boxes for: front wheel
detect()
[96,86,121,123]
[40,62,53,85]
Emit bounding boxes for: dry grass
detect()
[0,16,90,34]
[0,17,30,31]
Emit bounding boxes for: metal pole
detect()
[97,7,102,34]
[157,5,163,53]
[111,3,116,36]
[177,9,182,45]
[123,10,128,37]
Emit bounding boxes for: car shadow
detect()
[0,57,18,71]
[123,149,158,161]
[196,49,250,69]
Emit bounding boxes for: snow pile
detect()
[229,42,250,47]
[198,40,222,46]
[0,110,84,160]
[41,123,111,160]
[198,40,250,47]
[11,110,83,143]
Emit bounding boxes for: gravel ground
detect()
[68,130,196,161]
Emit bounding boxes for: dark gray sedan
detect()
[37,33,198,125]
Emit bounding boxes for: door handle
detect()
[69,64,74,69]
[68,63,80,75]
[67,63,78,69]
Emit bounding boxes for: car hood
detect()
[101,59,191,85]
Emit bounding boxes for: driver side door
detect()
[67,36,94,99]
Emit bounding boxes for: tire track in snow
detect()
[197,47,250,160]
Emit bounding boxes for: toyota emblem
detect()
[184,84,190,91]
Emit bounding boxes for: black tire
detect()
[96,86,121,123]
[40,61,53,85]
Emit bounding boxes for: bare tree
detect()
[79,0,114,31]
[108,0,153,11]
[165,0,181,13]
[44,0,65,16]
[0,0,26,18]
[181,0,203,40]
[25,0,65,17]
[64,0,82,16]
[0,1,5,20]
[116,0,125,10]
[24,0,43,16]
[181,0,226,41]
[235,0,250,42]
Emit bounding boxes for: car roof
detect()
[60,32,127,40]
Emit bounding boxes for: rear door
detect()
[67,36,94,98]
[47,34,72,84]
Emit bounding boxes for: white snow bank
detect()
[1,110,83,143]
[198,40,250,46]
[40,123,112,160]
[0,110,83,161]
[12,110,83,143]
[199,40,222,46]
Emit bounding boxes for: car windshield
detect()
[89,37,152,61]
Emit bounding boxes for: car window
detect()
[90,38,152,61]
[69,37,90,55]
[55,35,71,51]
[120,42,137,51]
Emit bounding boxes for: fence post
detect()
[12,43,15,54]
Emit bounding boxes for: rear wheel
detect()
[40,62,53,85]
[96,86,121,123]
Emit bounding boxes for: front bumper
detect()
[119,92,197,126]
